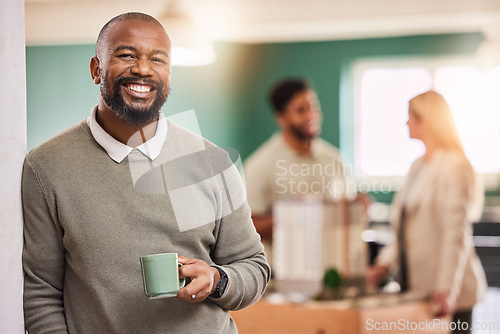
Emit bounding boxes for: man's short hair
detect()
[95,12,164,58]
[268,78,311,114]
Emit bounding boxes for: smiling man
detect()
[22,12,269,334]
[90,13,171,146]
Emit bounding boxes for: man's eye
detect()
[118,54,134,59]
[151,58,167,64]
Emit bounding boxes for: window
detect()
[347,57,500,191]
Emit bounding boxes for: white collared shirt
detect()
[87,106,167,163]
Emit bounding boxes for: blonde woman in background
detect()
[367,90,487,333]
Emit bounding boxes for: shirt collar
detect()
[87,105,167,163]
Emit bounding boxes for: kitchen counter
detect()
[230,293,452,334]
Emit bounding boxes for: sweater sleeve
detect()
[434,159,476,300]
[208,162,271,310]
[22,157,69,334]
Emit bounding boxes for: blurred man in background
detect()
[244,78,352,259]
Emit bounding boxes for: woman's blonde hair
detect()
[410,91,483,219]
[409,90,464,153]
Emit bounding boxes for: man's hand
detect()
[429,291,456,317]
[176,256,221,303]
[366,264,389,288]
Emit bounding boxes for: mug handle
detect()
[178,262,186,288]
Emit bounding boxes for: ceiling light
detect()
[159,1,216,67]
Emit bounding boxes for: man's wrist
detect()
[209,266,228,298]
[210,267,221,295]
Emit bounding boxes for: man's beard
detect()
[289,123,318,142]
[101,76,168,127]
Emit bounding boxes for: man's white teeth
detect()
[128,85,151,93]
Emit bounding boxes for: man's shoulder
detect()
[160,120,238,190]
[164,119,232,164]
[313,137,341,159]
[26,120,92,164]
[165,119,224,152]
[244,133,283,167]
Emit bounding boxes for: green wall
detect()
[26,33,484,203]
[25,43,247,152]
[27,33,483,154]
[227,33,484,160]
[27,44,98,148]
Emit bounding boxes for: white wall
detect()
[0,0,27,333]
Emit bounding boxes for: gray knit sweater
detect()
[22,118,270,333]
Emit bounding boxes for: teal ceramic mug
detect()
[140,252,186,299]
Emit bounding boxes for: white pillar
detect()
[0,0,27,333]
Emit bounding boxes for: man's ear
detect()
[90,57,101,85]
[275,112,286,128]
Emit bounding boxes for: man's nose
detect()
[131,57,153,76]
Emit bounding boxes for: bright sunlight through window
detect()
[352,58,500,189]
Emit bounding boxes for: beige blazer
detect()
[376,149,487,310]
